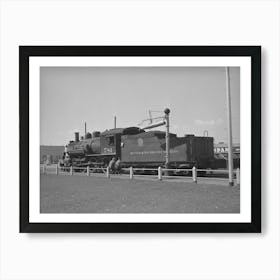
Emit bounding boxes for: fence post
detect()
[70,166,73,176]
[56,164,59,175]
[236,168,240,185]
[192,166,197,183]
[158,166,162,180]
[87,166,90,176]
[129,166,134,179]
[106,166,110,178]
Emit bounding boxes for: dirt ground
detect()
[40,174,240,213]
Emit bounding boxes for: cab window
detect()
[107,136,115,146]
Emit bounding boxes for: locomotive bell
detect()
[85,132,92,139]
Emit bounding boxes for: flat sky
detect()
[40,67,240,145]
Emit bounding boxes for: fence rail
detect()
[40,164,240,185]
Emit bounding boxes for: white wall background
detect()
[0,0,279,279]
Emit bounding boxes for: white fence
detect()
[40,164,240,185]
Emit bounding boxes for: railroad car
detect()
[62,126,214,170]
[120,130,213,169]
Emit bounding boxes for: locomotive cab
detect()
[100,127,144,159]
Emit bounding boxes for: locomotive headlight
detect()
[121,142,124,148]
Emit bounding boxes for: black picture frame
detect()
[20,46,261,233]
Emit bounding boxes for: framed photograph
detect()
[20,46,261,233]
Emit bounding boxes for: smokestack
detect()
[75,132,79,142]
[84,122,87,136]
[114,116,116,129]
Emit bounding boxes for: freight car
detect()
[61,126,214,170]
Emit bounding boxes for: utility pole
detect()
[225,67,234,186]
[164,108,170,169]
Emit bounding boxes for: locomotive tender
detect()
[63,126,214,169]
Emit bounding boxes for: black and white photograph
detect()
[20,46,261,232]
[40,66,240,214]
[3,1,280,279]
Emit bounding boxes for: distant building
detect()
[214,142,240,155]
[213,142,240,168]
[40,145,64,164]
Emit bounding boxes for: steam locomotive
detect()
[61,126,214,169]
